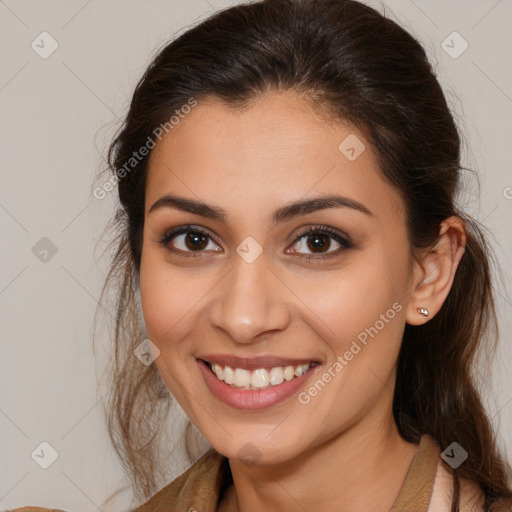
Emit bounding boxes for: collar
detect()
[136,433,440,512]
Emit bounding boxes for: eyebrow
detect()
[148,193,373,224]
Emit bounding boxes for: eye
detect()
[158,225,221,257]
[158,224,352,260]
[286,225,352,260]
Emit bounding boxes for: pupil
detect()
[186,232,207,250]
[307,234,329,252]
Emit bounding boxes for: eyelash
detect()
[157,224,352,261]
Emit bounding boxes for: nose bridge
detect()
[209,249,290,343]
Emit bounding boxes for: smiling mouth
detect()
[201,359,319,391]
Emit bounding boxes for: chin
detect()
[204,429,309,467]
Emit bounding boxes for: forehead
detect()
[145,92,404,223]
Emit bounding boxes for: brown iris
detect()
[307,234,330,253]
[185,232,209,251]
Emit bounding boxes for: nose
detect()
[208,251,291,344]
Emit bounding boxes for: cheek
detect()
[298,247,409,357]
[139,250,199,348]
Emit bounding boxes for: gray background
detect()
[1,0,511,510]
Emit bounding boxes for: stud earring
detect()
[416,307,429,317]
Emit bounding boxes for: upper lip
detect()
[198,354,320,370]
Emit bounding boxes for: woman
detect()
[11,0,512,511]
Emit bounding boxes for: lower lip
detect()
[197,359,320,410]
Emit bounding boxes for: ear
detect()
[406,216,466,325]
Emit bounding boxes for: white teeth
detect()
[234,368,251,387]
[294,365,305,377]
[251,368,270,388]
[208,361,315,390]
[223,366,235,385]
[269,367,284,386]
[283,366,295,381]
[212,363,223,380]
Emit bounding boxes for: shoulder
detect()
[429,459,482,511]
[429,459,511,512]
[6,450,227,512]
[136,447,227,511]
[459,475,486,511]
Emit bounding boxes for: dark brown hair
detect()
[96,0,512,509]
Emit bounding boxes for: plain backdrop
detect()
[1,0,511,510]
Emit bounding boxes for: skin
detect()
[139,91,466,512]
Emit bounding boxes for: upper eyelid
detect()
[169,225,222,245]
[294,225,351,242]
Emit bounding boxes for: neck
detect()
[218,402,419,512]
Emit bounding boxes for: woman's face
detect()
[140,91,417,464]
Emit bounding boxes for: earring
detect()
[416,307,429,317]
